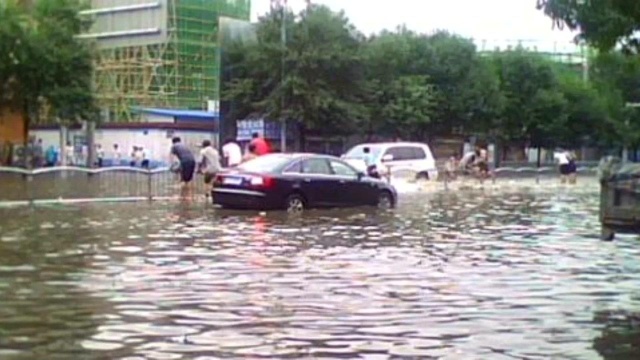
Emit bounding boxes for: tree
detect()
[537,0,640,53]
[375,75,436,140]
[416,31,503,137]
[223,4,366,146]
[361,29,503,139]
[360,28,436,139]
[0,0,96,128]
[488,50,568,148]
[555,67,611,148]
[590,52,640,150]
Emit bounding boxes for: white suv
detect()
[342,142,439,180]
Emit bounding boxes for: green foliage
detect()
[537,0,640,53]
[591,52,640,147]
[0,0,96,124]
[223,2,640,149]
[224,5,366,136]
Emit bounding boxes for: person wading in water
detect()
[170,137,196,200]
[198,140,221,197]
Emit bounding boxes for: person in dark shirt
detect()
[170,137,196,199]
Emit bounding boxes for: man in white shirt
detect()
[222,138,242,167]
[555,149,575,184]
[198,140,222,196]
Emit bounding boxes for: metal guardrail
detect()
[0,164,600,207]
[0,166,208,206]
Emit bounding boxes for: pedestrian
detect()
[113,144,121,163]
[139,146,149,169]
[556,148,572,184]
[198,139,222,196]
[96,144,104,167]
[459,150,476,175]
[45,145,58,167]
[32,138,44,168]
[473,144,489,181]
[222,138,242,167]
[129,145,143,167]
[242,143,258,163]
[65,141,74,166]
[249,132,270,156]
[363,147,379,178]
[445,152,459,181]
[170,137,196,199]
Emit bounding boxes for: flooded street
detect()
[1,179,639,359]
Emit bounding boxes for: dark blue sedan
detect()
[212,153,398,212]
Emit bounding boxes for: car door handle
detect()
[339,179,346,184]
[303,178,311,182]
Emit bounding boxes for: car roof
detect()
[351,142,429,148]
[261,153,340,160]
[286,153,340,160]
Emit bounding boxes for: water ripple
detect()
[0,179,639,359]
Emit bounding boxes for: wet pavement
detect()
[0,179,639,359]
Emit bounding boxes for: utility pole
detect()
[280,0,287,152]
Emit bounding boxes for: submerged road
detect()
[0,179,638,359]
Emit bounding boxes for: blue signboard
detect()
[237,118,282,141]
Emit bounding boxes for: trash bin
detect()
[599,156,640,241]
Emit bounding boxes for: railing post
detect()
[25,173,34,205]
[147,169,153,201]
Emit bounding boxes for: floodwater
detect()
[0,179,639,359]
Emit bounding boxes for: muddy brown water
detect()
[0,179,639,359]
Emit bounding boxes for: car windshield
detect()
[344,145,382,160]
[236,154,292,173]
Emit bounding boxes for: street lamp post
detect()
[271,0,288,152]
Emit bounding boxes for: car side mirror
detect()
[381,154,393,162]
[357,171,365,180]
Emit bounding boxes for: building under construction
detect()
[78,0,252,122]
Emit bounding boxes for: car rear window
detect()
[236,154,292,173]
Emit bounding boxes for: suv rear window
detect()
[384,146,427,161]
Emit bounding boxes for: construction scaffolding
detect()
[81,0,251,122]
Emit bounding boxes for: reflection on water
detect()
[1,180,639,359]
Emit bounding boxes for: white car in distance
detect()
[341,142,439,180]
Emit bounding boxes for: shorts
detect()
[204,172,217,184]
[560,163,576,175]
[180,160,196,183]
[477,162,489,173]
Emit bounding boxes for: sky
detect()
[251,0,582,53]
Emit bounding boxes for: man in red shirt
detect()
[249,132,271,156]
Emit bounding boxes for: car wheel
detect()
[285,193,305,213]
[377,191,394,209]
[416,171,429,180]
